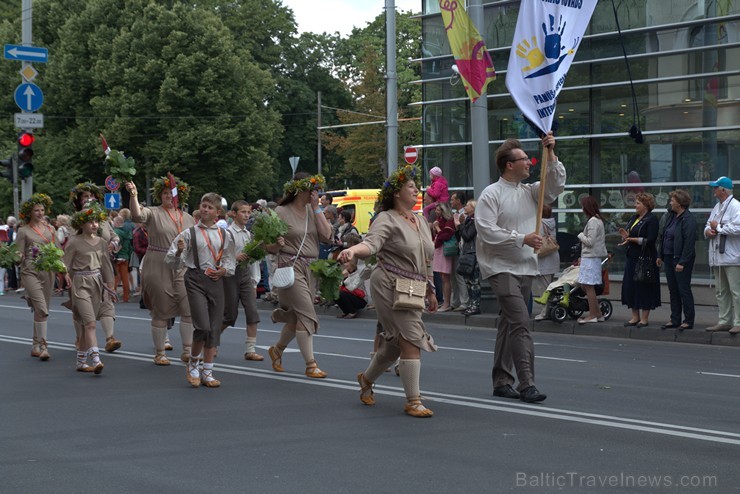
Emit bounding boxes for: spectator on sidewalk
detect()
[703,177,740,333]
[656,189,697,330]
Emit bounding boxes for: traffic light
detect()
[17,132,34,179]
[1,155,13,183]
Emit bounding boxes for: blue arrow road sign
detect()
[14,83,44,112]
[105,193,121,210]
[4,44,48,63]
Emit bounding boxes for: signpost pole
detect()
[20,0,34,201]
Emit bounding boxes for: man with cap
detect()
[423,166,450,218]
[703,176,740,333]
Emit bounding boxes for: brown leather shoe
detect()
[305,361,327,379]
[268,346,284,372]
[154,353,171,366]
[38,339,50,361]
[186,362,200,387]
[706,324,732,332]
[244,352,264,361]
[357,373,375,406]
[105,337,122,353]
[404,399,433,418]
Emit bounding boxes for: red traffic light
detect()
[18,133,35,147]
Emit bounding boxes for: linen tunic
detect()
[133,206,195,320]
[15,223,57,318]
[63,235,115,325]
[361,211,437,352]
[275,204,332,333]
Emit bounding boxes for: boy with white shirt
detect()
[222,200,264,361]
[166,193,236,387]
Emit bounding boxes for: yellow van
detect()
[326,189,423,234]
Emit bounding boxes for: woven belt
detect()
[147,245,169,253]
[73,269,101,277]
[277,253,317,268]
[381,262,427,282]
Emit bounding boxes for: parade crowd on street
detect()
[2,133,739,418]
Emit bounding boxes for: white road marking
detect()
[698,371,740,379]
[3,335,739,446]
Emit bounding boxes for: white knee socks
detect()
[245,336,257,354]
[152,326,167,352]
[399,359,422,400]
[295,330,314,364]
[179,321,194,349]
[100,317,115,339]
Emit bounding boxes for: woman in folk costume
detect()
[126,175,196,365]
[15,194,58,360]
[265,172,334,378]
[63,202,116,374]
[67,182,122,353]
[338,165,439,418]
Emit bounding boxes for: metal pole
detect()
[317,91,322,175]
[385,0,398,175]
[468,0,490,199]
[20,0,33,203]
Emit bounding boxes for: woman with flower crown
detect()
[63,203,116,374]
[67,182,122,354]
[15,193,58,360]
[265,172,334,378]
[126,175,196,365]
[338,165,439,418]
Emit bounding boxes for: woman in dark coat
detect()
[656,189,697,330]
[619,192,661,327]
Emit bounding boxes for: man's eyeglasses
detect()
[510,156,530,163]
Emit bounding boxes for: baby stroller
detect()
[544,255,613,324]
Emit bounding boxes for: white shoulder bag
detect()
[272,209,309,289]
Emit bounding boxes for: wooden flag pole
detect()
[534,138,549,240]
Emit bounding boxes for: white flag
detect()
[506,0,597,135]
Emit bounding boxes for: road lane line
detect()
[698,371,740,378]
[2,335,739,446]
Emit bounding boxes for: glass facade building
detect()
[416,0,739,279]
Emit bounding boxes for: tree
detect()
[34,0,282,208]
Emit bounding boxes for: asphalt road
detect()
[2,293,739,493]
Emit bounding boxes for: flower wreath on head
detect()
[68,182,105,210]
[283,174,327,196]
[71,201,109,230]
[377,164,420,205]
[19,193,53,223]
[151,174,190,206]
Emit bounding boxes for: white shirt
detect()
[475,160,566,278]
[165,222,236,275]
[704,195,740,266]
[227,223,261,283]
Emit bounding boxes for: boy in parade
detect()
[165,193,235,387]
[222,200,264,361]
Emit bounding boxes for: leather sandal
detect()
[268,346,284,372]
[154,352,171,366]
[31,337,41,358]
[186,360,200,387]
[76,362,95,373]
[305,360,327,379]
[357,373,375,406]
[200,368,221,388]
[244,352,265,361]
[38,339,50,361]
[105,336,122,353]
[404,399,433,418]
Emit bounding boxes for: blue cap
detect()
[709,176,733,189]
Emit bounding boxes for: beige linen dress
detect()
[15,224,57,318]
[362,211,437,352]
[133,206,195,320]
[63,235,115,325]
[275,204,332,333]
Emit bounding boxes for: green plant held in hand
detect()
[33,243,67,274]
[250,210,288,245]
[0,243,21,269]
[239,240,267,267]
[105,149,137,183]
[309,259,344,303]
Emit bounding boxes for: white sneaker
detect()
[534,314,548,321]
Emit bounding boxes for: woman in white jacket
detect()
[577,196,608,324]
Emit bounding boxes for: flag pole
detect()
[535,140,548,237]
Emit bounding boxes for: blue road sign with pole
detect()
[4,44,48,63]
[105,193,121,210]
[14,83,44,112]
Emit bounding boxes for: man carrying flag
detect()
[439,0,496,102]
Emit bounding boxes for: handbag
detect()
[272,209,309,289]
[456,252,477,277]
[392,278,427,310]
[443,236,459,257]
[633,243,657,283]
[538,224,559,258]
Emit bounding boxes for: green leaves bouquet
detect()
[239,210,289,267]
[309,259,344,302]
[101,134,137,182]
[33,243,67,274]
[0,243,20,269]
